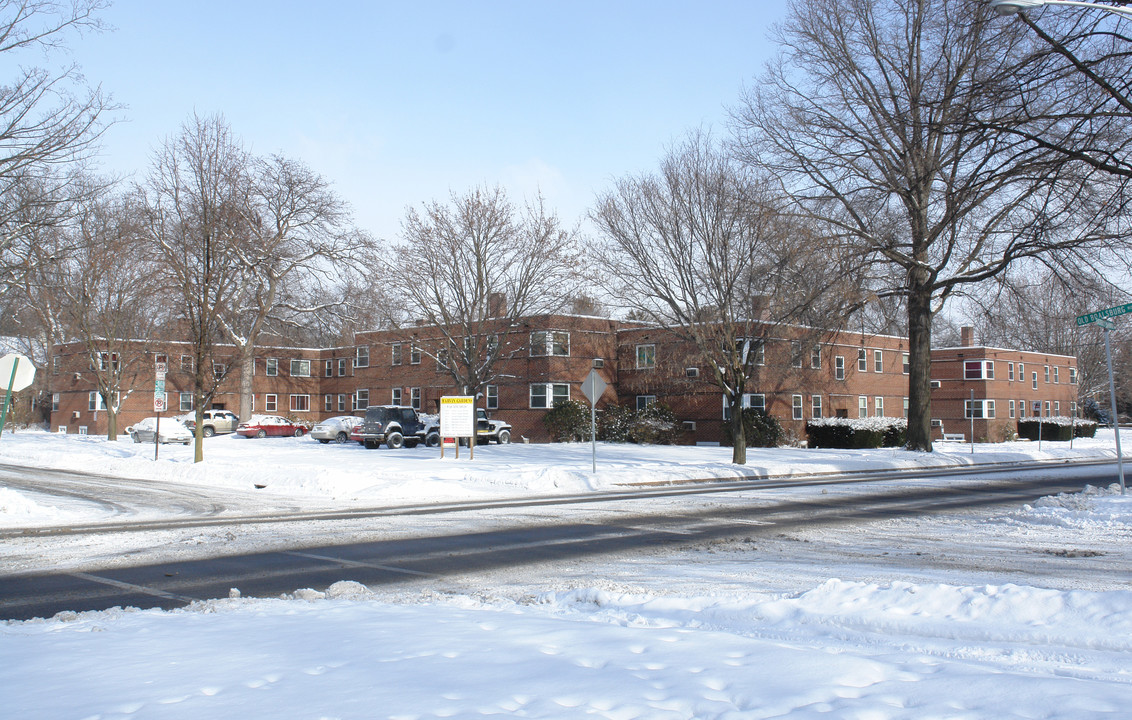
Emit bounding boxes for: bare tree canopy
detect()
[988,2,1132,179]
[732,0,1131,451]
[0,0,112,279]
[382,185,582,399]
[592,131,860,464]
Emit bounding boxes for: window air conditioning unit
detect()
[592,358,604,369]
[686,367,700,378]
[930,380,941,389]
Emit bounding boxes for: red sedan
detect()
[236,415,308,438]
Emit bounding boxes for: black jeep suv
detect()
[354,405,428,449]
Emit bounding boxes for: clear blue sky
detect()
[68,1,787,241]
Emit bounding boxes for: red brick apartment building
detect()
[48,318,1078,445]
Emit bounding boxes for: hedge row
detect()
[1018,417,1097,442]
[806,417,907,449]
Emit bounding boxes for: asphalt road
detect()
[0,459,1122,621]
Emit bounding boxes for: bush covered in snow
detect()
[1018,417,1096,442]
[543,400,684,444]
[807,417,907,449]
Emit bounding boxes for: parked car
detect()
[423,408,512,447]
[178,409,240,437]
[355,405,428,449]
[126,417,193,445]
[236,415,308,438]
[310,415,363,444]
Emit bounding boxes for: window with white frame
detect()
[736,338,764,366]
[290,359,311,377]
[857,349,867,372]
[391,343,402,366]
[1054,401,1060,415]
[530,383,570,409]
[811,345,822,369]
[965,399,996,418]
[410,345,421,364]
[858,396,868,418]
[811,395,823,419]
[1032,372,1038,390]
[338,358,347,376]
[874,350,883,373]
[874,396,884,417]
[1044,400,1051,415]
[355,346,369,368]
[791,341,802,368]
[835,356,845,380]
[266,358,278,376]
[530,330,570,357]
[181,355,193,373]
[355,389,369,410]
[325,394,333,412]
[265,394,278,412]
[1044,365,1050,383]
[325,360,333,377]
[290,394,310,412]
[903,397,909,418]
[180,392,193,412]
[1018,400,1026,418]
[903,353,910,374]
[792,394,803,421]
[213,362,225,377]
[391,388,402,405]
[636,395,656,411]
[52,356,61,374]
[486,385,498,410]
[1053,366,1060,383]
[1070,367,1078,384]
[964,360,994,379]
[723,393,764,420]
[435,348,449,372]
[338,394,347,412]
[1008,362,1015,381]
[410,387,421,410]
[88,391,99,411]
[52,393,60,412]
[636,344,656,369]
[1009,399,1016,418]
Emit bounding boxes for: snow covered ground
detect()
[2,430,1131,718]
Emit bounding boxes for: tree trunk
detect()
[729,394,747,465]
[906,273,934,452]
[239,347,254,422]
[193,405,205,463]
[106,405,118,441]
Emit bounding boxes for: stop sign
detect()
[0,354,35,392]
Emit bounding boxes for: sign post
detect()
[154,365,167,461]
[1076,308,1126,495]
[0,354,35,439]
[581,369,607,474]
[440,396,476,459]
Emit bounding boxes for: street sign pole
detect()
[1076,309,1125,495]
[1103,326,1126,495]
[581,369,607,474]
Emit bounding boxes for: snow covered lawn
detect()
[2,430,1130,718]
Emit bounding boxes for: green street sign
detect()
[1076,302,1132,326]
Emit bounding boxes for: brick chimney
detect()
[961,326,974,347]
[488,292,507,318]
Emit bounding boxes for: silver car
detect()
[127,417,193,445]
[310,415,363,444]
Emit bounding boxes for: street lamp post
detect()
[989,0,1132,18]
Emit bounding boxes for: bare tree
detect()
[732,0,1130,451]
[382,186,581,400]
[592,131,860,464]
[141,113,248,462]
[0,0,112,281]
[221,152,371,421]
